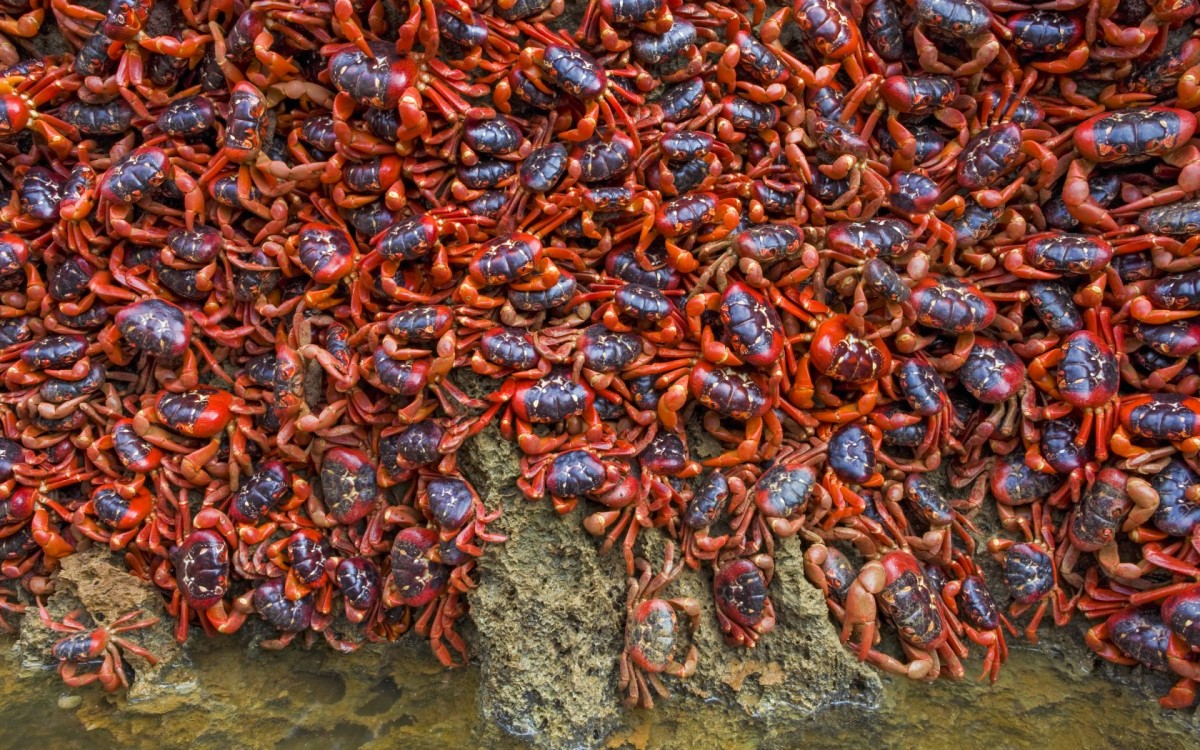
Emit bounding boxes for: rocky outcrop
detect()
[460,423,627,748]
[460,424,881,749]
[17,546,183,705]
[668,530,881,718]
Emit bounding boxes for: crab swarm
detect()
[0,0,1197,708]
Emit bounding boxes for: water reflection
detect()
[0,637,1194,750]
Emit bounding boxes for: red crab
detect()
[38,601,159,692]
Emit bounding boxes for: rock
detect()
[64,638,465,747]
[666,532,882,718]
[461,423,625,749]
[460,423,881,750]
[16,545,183,705]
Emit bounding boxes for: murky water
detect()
[1,634,1195,750]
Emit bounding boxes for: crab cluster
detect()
[0,0,1198,710]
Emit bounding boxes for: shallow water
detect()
[1,634,1195,750]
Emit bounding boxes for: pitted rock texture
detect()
[460,422,881,749]
[17,546,182,705]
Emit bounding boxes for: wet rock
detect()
[57,636,474,747]
[357,675,404,716]
[16,545,182,704]
[460,423,881,750]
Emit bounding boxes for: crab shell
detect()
[626,598,678,673]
